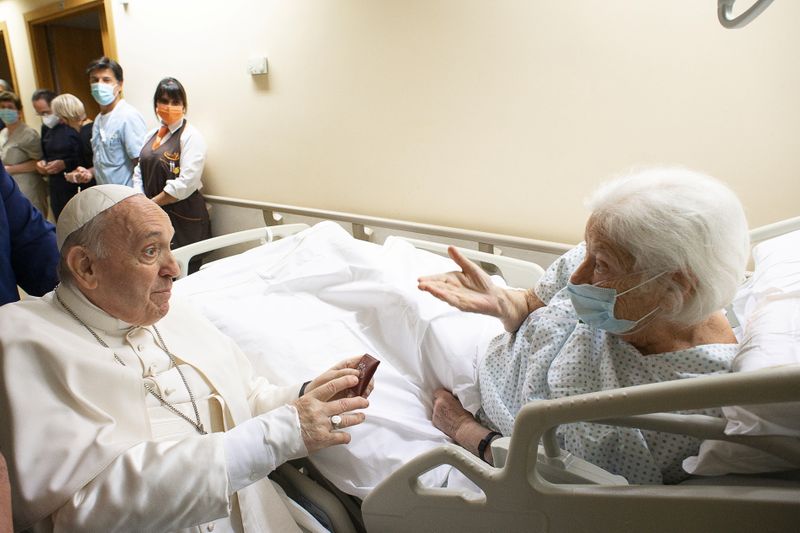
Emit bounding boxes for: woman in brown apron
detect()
[133,77,210,273]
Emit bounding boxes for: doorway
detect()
[26,0,117,118]
[0,22,20,93]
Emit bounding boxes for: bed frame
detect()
[362,366,800,532]
[173,200,800,532]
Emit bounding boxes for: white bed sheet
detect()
[174,222,505,497]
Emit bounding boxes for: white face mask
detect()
[42,113,60,129]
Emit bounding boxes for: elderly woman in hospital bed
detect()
[419,168,750,484]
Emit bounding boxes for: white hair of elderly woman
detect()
[587,167,749,326]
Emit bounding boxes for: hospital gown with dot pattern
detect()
[477,243,737,484]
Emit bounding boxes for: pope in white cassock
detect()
[0,185,371,532]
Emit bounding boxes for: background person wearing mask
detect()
[0,80,9,133]
[0,91,47,215]
[52,93,96,191]
[35,93,84,220]
[74,56,145,187]
[31,89,59,138]
[133,77,210,272]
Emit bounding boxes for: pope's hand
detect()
[294,374,368,453]
[303,356,375,400]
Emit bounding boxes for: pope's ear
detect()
[64,245,99,290]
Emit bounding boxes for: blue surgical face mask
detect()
[90,82,117,106]
[0,108,19,124]
[566,272,664,334]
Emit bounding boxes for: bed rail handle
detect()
[172,223,310,279]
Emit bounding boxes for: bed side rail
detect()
[505,364,800,481]
[393,236,546,288]
[204,195,573,257]
[749,215,800,244]
[363,365,800,533]
[171,223,309,279]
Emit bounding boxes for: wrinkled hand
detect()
[294,374,369,454]
[418,247,539,332]
[304,356,375,400]
[418,246,506,317]
[44,159,66,174]
[432,388,498,461]
[432,388,475,441]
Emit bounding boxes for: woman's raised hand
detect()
[417,246,505,317]
[417,246,541,332]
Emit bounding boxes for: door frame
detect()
[24,0,118,90]
[0,21,20,94]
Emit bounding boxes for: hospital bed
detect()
[173,201,800,532]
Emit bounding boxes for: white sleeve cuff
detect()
[163,179,193,201]
[222,404,307,493]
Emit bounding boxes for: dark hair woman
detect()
[132,77,210,273]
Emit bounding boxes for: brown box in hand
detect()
[353,354,380,397]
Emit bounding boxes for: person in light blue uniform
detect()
[73,57,146,187]
[418,168,750,484]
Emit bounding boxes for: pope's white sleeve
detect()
[222,404,307,493]
[51,434,230,532]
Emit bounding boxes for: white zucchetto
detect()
[56,185,141,250]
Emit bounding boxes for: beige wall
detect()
[4,1,800,244]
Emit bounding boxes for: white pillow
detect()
[683,229,800,476]
[725,229,800,437]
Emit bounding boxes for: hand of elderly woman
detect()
[432,388,496,463]
[294,374,369,453]
[418,246,541,332]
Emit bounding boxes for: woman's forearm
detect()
[153,190,178,206]
[7,160,38,174]
[455,419,497,465]
[498,288,545,332]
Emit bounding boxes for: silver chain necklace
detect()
[56,288,207,435]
